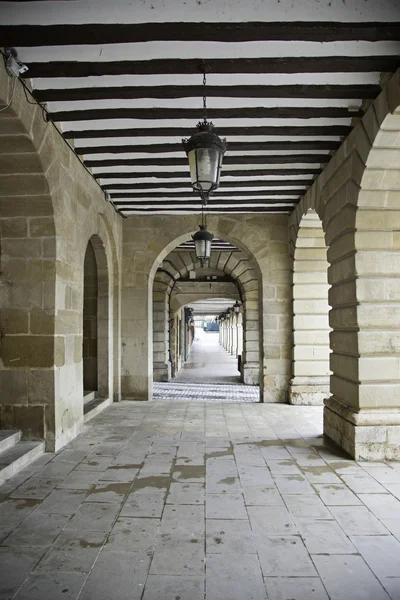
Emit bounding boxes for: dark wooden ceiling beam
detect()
[64,125,352,139]
[4,22,400,46]
[90,166,322,176]
[90,155,328,168]
[76,140,340,155]
[35,83,380,102]
[24,56,400,78]
[109,190,303,198]
[116,206,292,213]
[101,179,312,190]
[52,106,361,122]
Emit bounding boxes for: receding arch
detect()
[150,230,262,394]
[290,209,331,405]
[82,234,110,401]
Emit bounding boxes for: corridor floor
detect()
[1,401,400,599]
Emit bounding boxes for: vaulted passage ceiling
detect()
[2,0,400,216]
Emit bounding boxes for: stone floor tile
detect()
[79,550,151,600]
[206,492,247,519]
[360,466,400,484]
[206,458,237,475]
[0,498,40,528]
[255,535,317,577]
[296,518,356,554]
[12,571,87,600]
[34,529,107,573]
[206,518,256,554]
[85,481,131,504]
[243,485,285,506]
[313,554,391,600]
[37,489,88,514]
[381,578,400,599]
[56,470,100,490]
[121,491,166,518]
[328,461,366,475]
[274,475,316,495]
[50,450,88,464]
[98,466,140,483]
[30,461,77,481]
[167,482,205,505]
[10,477,60,500]
[173,465,205,483]
[160,505,204,536]
[130,475,171,494]
[248,505,298,535]
[259,446,292,460]
[358,493,400,519]
[283,494,332,519]
[0,546,45,600]
[380,519,400,540]
[350,535,400,578]
[314,483,362,505]
[329,505,390,535]
[340,475,388,494]
[206,552,267,600]
[66,501,120,531]
[300,465,342,484]
[383,482,400,500]
[238,466,275,486]
[4,512,70,548]
[142,575,204,600]
[206,473,242,493]
[75,455,115,471]
[265,460,303,475]
[106,517,159,553]
[264,576,329,600]
[150,534,205,575]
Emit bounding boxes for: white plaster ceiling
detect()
[1,0,400,216]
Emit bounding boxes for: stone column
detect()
[153,295,171,382]
[242,297,260,385]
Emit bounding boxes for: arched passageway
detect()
[151,235,261,399]
[290,209,331,405]
[82,235,110,401]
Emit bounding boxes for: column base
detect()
[153,362,172,382]
[289,377,330,406]
[242,363,259,385]
[324,396,400,461]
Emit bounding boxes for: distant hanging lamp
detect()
[182,63,227,203]
[192,204,214,268]
[183,63,227,267]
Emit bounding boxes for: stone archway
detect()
[82,235,110,399]
[151,236,261,391]
[290,210,330,405]
[121,213,293,403]
[289,70,400,459]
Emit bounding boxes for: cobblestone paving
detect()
[153,382,260,402]
[1,401,400,599]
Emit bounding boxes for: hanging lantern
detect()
[192,223,214,267]
[233,300,241,314]
[182,65,227,203]
[182,120,227,202]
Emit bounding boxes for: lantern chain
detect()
[203,68,207,122]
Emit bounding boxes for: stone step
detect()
[84,397,112,423]
[0,430,21,453]
[84,391,96,405]
[0,440,45,485]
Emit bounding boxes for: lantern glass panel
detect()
[188,147,220,193]
[194,237,212,260]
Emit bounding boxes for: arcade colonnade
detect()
[1,59,400,460]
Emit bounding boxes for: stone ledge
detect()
[324,395,400,426]
[289,377,329,406]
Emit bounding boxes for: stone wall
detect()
[0,61,122,450]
